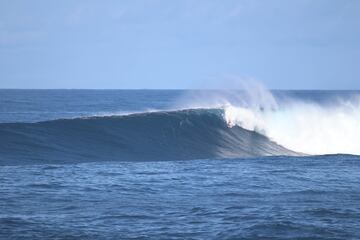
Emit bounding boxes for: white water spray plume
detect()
[176,79,360,155]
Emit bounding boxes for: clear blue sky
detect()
[0,0,359,89]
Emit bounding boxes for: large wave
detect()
[1,85,359,165]
[0,109,298,165]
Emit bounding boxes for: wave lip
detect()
[0,108,299,165]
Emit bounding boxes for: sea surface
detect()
[1,89,360,239]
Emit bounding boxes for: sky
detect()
[0,0,359,89]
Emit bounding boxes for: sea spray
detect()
[175,80,360,155]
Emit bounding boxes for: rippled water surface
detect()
[1,90,360,239]
[1,155,360,239]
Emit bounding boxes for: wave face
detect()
[0,109,298,165]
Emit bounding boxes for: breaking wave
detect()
[175,86,360,155]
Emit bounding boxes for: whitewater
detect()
[223,98,360,155]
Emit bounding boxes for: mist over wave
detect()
[175,84,360,155]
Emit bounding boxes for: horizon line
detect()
[0,88,359,91]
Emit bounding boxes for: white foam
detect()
[223,101,360,155]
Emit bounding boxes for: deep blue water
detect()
[1,90,360,239]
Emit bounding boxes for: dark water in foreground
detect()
[1,90,360,239]
[1,156,360,239]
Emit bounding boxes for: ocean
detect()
[1,89,360,239]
